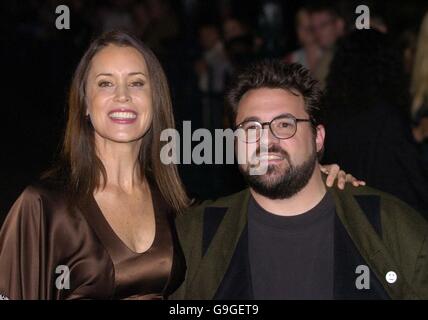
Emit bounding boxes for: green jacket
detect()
[172,184,428,300]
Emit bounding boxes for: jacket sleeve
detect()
[381,193,428,299]
[412,233,428,299]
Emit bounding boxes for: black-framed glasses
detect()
[235,114,312,143]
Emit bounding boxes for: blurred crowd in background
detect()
[2,0,428,223]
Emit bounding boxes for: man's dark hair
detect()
[227,60,324,129]
[306,0,341,18]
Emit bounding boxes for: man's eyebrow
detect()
[240,116,261,123]
[240,113,294,123]
[274,112,294,119]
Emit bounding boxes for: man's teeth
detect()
[109,112,137,119]
[259,154,283,160]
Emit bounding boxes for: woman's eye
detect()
[130,81,145,87]
[98,81,112,87]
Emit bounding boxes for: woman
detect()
[0,31,188,300]
[0,31,360,300]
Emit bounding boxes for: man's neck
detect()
[250,165,327,216]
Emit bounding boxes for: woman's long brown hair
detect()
[44,30,189,213]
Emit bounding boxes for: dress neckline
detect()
[89,183,159,256]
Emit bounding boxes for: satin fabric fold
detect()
[0,181,185,300]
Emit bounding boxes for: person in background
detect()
[324,29,428,218]
[143,0,180,56]
[257,0,285,58]
[132,1,151,41]
[307,2,345,88]
[411,11,428,162]
[223,18,250,42]
[285,6,322,73]
[195,23,231,130]
[95,0,136,34]
[398,29,417,75]
[223,18,261,73]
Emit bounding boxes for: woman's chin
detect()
[96,133,144,144]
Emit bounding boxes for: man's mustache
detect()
[251,144,291,164]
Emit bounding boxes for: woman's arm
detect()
[0,186,45,299]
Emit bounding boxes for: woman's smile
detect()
[108,109,138,124]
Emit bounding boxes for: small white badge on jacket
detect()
[385,271,397,284]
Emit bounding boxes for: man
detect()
[195,23,231,130]
[284,7,321,73]
[310,3,345,51]
[173,60,428,300]
[308,3,345,88]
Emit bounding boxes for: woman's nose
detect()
[114,84,131,103]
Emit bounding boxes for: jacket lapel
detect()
[186,190,251,299]
[214,225,254,299]
[331,188,418,299]
[333,211,390,299]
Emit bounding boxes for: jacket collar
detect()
[186,189,250,299]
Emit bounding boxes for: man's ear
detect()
[315,124,325,153]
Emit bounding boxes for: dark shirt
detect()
[248,192,335,299]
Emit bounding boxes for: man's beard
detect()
[239,144,317,200]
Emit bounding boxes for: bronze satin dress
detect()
[0,180,185,300]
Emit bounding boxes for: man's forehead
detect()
[237,88,306,120]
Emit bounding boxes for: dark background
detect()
[1,0,428,225]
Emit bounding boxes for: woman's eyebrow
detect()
[95,72,146,78]
[128,72,146,77]
[96,73,113,78]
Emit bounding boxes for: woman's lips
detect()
[108,109,138,124]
